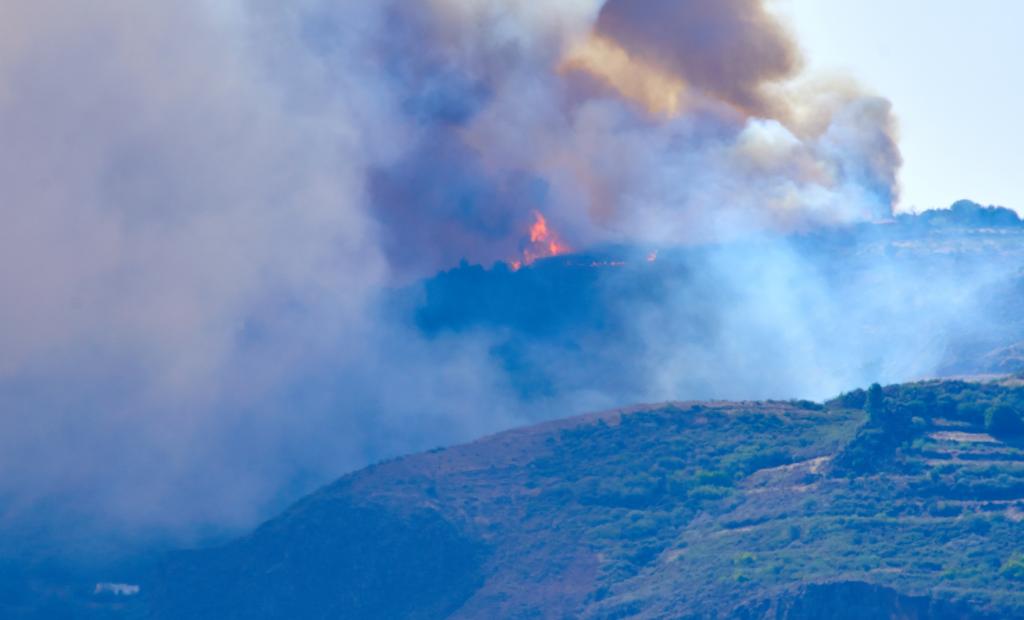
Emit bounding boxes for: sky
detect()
[778,0,1024,214]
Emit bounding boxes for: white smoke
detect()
[0,0,1006,553]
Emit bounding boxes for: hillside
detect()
[143,378,1024,619]
[408,205,1024,406]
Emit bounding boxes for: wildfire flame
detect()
[510,211,571,270]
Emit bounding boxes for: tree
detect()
[985,405,1024,437]
[865,383,886,424]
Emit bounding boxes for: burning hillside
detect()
[510,211,572,271]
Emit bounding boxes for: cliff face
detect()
[145,380,1024,619]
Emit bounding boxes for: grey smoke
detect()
[0,0,1013,550]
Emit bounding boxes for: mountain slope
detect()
[408,208,1024,408]
[145,378,1024,619]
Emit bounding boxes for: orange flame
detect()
[510,211,571,270]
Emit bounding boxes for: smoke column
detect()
[0,0,1001,550]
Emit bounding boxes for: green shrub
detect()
[937,396,958,417]
[928,501,961,517]
[830,389,867,410]
[965,516,992,536]
[693,468,733,487]
[689,485,730,501]
[865,383,886,422]
[1000,553,1024,580]
[622,516,659,540]
[958,402,988,426]
[985,405,1024,437]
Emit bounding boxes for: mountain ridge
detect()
[143,378,1024,619]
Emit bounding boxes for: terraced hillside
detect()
[146,379,1024,619]
[586,381,1024,618]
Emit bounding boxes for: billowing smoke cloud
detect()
[595,0,801,116]
[360,0,902,278]
[0,0,1001,557]
[0,0,395,538]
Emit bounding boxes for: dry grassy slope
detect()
[149,380,1024,619]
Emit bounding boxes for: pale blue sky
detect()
[778,0,1024,213]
